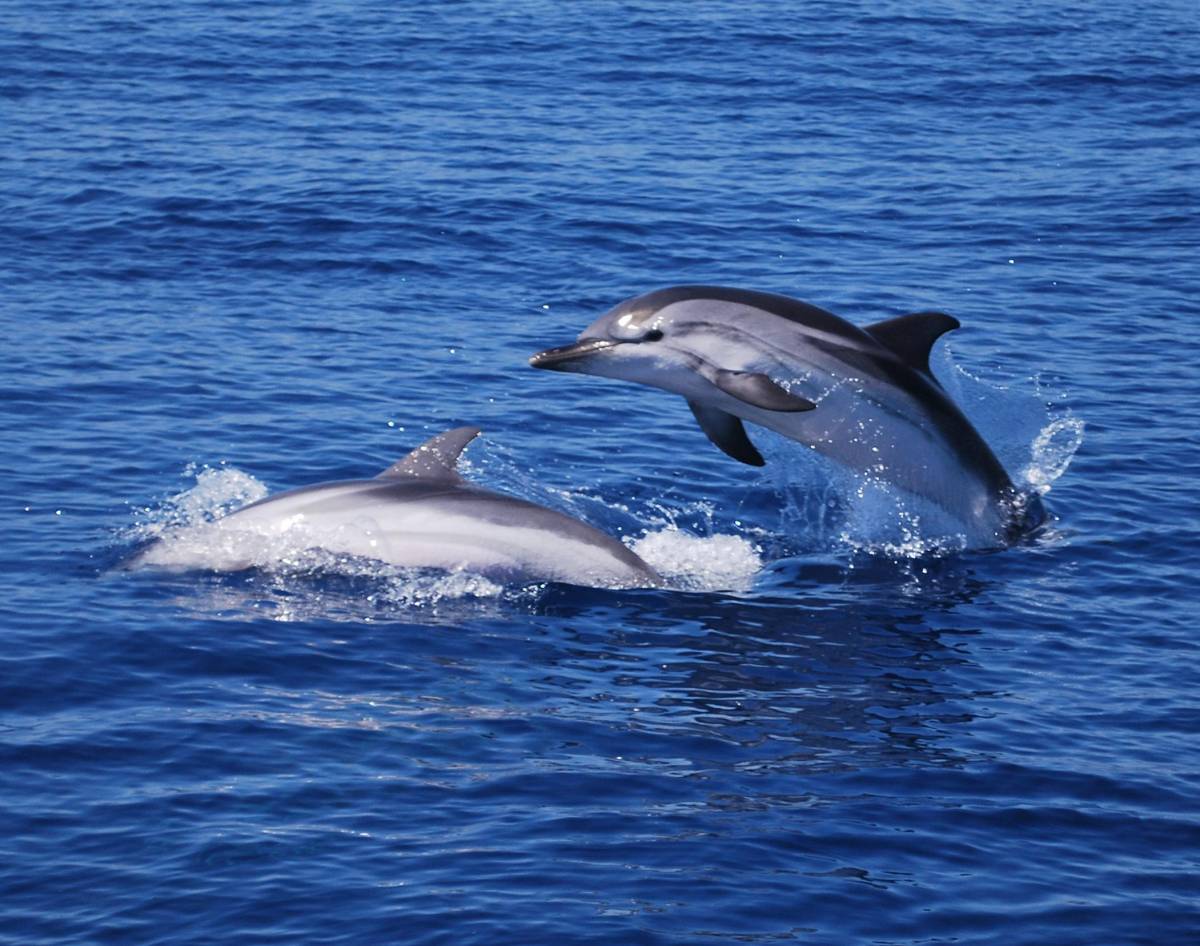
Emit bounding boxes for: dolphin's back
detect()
[621,285,873,346]
[146,476,659,587]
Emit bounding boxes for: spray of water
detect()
[129,464,268,539]
[626,499,764,592]
[1021,415,1086,496]
[760,352,1085,559]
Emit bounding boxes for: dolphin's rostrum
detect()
[130,426,662,589]
[531,285,1038,545]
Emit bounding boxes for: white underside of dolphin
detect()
[531,286,1036,547]
[130,427,661,589]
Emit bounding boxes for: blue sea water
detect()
[3,1,1199,943]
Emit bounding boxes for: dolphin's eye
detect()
[643,329,664,342]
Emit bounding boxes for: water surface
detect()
[2,2,1198,944]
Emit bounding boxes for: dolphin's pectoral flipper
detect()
[703,367,817,413]
[865,312,960,377]
[377,426,483,482]
[688,401,766,466]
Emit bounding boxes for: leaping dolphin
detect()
[530,286,1035,545]
[129,426,662,589]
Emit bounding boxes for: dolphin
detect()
[530,285,1036,545]
[129,426,662,589]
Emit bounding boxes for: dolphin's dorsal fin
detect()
[377,426,482,482]
[688,401,765,466]
[866,312,960,376]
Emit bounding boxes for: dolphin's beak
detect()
[529,337,617,371]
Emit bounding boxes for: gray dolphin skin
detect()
[530,286,1034,545]
[131,427,661,588]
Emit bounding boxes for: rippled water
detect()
[3,2,1199,944]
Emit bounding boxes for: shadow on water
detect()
[104,528,1004,784]
[523,556,993,777]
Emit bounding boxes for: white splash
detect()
[629,527,763,593]
[1021,415,1086,495]
[130,464,269,539]
[127,463,321,572]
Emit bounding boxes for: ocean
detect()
[2,2,1198,943]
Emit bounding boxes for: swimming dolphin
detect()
[129,426,662,588]
[530,286,1033,545]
